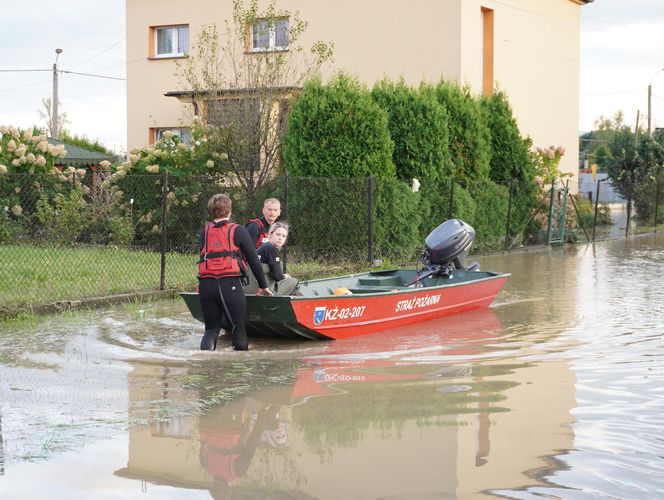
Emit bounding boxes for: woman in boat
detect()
[246,222,299,295]
[198,193,272,351]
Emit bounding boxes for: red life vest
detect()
[246,218,269,248]
[198,221,242,278]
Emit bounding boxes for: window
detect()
[250,18,289,52]
[153,127,192,144]
[153,25,189,58]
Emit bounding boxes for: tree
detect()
[176,0,333,204]
[38,97,69,137]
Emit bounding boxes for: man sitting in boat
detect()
[245,222,299,296]
[246,198,281,248]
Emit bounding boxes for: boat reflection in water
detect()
[116,309,576,498]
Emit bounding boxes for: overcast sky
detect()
[1,0,663,152]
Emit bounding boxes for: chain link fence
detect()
[0,171,645,316]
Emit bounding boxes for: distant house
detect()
[126,0,595,184]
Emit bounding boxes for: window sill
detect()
[148,54,189,61]
[245,48,289,55]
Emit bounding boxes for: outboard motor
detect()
[406,220,480,286]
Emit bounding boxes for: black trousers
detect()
[199,276,249,350]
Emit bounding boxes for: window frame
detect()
[249,17,289,53]
[152,127,192,144]
[152,24,189,59]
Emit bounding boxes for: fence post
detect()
[592,179,600,241]
[504,178,514,251]
[283,172,289,273]
[159,170,169,290]
[367,176,375,264]
[546,182,555,244]
[447,179,455,219]
[654,168,661,233]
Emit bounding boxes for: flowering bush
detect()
[0,125,79,238]
[104,119,229,250]
[531,145,570,187]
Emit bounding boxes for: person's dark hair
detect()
[208,194,232,219]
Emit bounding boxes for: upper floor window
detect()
[153,25,189,58]
[250,18,289,52]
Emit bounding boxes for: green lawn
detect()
[0,244,197,309]
[0,244,382,313]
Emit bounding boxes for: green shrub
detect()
[374,178,422,260]
[433,81,491,180]
[35,186,88,244]
[480,90,533,184]
[466,181,509,252]
[371,79,451,182]
[283,74,395,178]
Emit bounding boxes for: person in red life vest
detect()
[199,399,283,498]
[199,193,272,351]
[246,198,281,248]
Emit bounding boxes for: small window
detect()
[154,25,189,58]
[154,127,192,144]
[250,18,289,52]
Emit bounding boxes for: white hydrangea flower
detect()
[0,164,7,174]
[11,204,22,216]
[206,160,214,168]
[100,160,111,169]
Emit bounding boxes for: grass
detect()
[0,243,394,314]
[0,244,196,309]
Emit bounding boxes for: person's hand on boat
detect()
[257,287,273,296]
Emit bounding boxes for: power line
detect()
[0,68,50,72]
[60,70,125,81]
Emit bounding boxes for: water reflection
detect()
[116,309,576,498]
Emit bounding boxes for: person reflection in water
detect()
[199,398,287,499]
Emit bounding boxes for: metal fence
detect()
[0,171,649,315]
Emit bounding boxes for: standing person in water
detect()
[246,198,281,248]
[198,194,272,351]
[257,222,299,296]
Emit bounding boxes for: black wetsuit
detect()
[257,242,285,281]
[198,222,268,351]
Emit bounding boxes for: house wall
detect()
[127,0,587,185]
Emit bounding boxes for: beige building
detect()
[126,0,594,179]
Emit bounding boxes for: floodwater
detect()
[1,236,664,499]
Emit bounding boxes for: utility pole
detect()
[52,48,63,139]
[648,67,664,137]
[648,83,652,136]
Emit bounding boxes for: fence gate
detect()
[546,180,569,245]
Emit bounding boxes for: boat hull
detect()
[181,270,509,340]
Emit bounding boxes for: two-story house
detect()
[126,0,594,181]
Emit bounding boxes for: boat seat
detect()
[358,276,403,286]
[348,285,399,294]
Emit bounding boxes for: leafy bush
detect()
[371,79,451,182]
[466,181,509,252]
[35,186,88,244]
[374,178,422,260]
[283,74,395,178]
[287,177,368,261]
[480,90,533,184]
[433,81,491,180]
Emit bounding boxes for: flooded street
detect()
[1,236,664,499]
